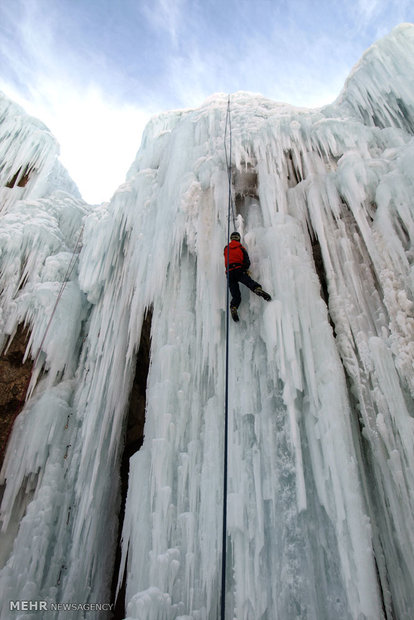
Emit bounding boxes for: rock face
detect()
[0,326,32,468]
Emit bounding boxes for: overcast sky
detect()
[0,0,412,203]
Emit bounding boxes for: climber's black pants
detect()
[228,269,260,309]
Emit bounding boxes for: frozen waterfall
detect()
[1,23,414,620]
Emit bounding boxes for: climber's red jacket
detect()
[223,240,251,273]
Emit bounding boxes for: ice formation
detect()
[1,22,414,620]
[0,93,80,212]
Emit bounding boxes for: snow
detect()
[1,22,414,620]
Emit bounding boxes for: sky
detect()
[0,0,413,204]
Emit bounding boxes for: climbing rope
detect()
[221,94,233,620]
[33,223,84,369]
[0,223,84,465]
[224,97,237,231]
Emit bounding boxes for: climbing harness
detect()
[221,94,234,620]
[0,224,84,465]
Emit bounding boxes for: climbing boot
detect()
[254,286,271,301]
[230,306,240,322]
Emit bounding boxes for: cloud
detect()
[354,0,413,35]
[0,1,155,203]
[357,0,382,19]
[0,2,69,87]
[0,73,154,204]
[140,0,188,46]
[37,85,153,205]
[162,5,351,110]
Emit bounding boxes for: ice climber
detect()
[224,231,271,322]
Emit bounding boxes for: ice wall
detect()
[1,23,414,620]
[0,92,80,212]
[0,92,91,612]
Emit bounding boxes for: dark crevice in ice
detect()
[285,149,304,187]
[111,307,153,619]
[308,232,336,335]
[0,324,32,469]
[342,370,394,619]
[310,236,329,307]
[123,306,153,459]
[233,161,259,215]
[5,164,34,188]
